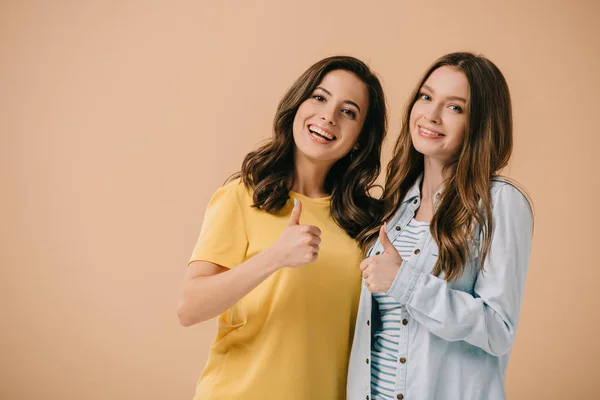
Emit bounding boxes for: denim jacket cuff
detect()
[385,260,422,304]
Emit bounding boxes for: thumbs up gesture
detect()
[270,199,322,269]
[360,223,403,293]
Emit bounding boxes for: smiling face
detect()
[292,69,369,166]
[409,66,470,164]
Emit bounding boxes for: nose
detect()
[320,104,337,125]
[424,103,442,124]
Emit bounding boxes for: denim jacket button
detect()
[402,318,408,325]
[395,226,401,231]
[366,358,369,364]
[367,320,370,326]
[397,394,404,399]
[375,251,381,255]
[399,357,407,364]
[414,248,420,255]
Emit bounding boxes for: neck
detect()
[421,156,449,201]
[290,151,333,198]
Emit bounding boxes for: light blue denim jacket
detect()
[347,175,533,400]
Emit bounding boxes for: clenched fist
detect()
[270,199,322,268]
[360,223,403,293]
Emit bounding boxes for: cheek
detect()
[345,116,366,141]
[292,112,301,132]
[408,106,420,132]
[408,106,418,124]
[408,116,419,140]
[296,100,315,119]
[454,117,467,139]
[448,119,467,150]
[292,103,310,133]
[337,124,360,152]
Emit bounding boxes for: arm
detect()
[178,199,320,327]
[177,252,282,327]
[386,184,533,356]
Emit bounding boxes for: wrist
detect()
[262,245,286,273]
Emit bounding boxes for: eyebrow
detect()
[421,85,467,103]
[315,86,362,113]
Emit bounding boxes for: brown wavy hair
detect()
[380,52,530,281]
[228,56,387,253]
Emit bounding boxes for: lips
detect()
[308,124,337,142]
[418,125,445,138]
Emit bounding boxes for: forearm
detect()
[386,186,532,355]
[389,263,519,356]
[178,247,283,326]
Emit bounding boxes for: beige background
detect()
[1,0,599,399]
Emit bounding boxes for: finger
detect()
[310,236,321,246]
[305,251,318,263]
[379,222,395,253]
[362,271,368,279]
[305,225,322,237]
[288,199,302,226]
[359,259,369,271]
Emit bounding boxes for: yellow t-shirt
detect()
[189,178,363,399]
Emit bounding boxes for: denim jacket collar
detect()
[401,173,445,208]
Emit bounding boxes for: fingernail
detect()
[294,198,298,206]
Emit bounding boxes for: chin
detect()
[295,147,337,164]
[412,144,446,161]
[412,140,434,156]
[308,153,341,163]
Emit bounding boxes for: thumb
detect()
[379,223,395,253]
[288,199,302,226]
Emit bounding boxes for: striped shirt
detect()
[371,218,430,399]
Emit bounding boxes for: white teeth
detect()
[310,133,330,142]
[421,127,443,137]
[309,125,335,140]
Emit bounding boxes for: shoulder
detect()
[490,176,528,201]
[210,178,253,208]
[490,176,533,218]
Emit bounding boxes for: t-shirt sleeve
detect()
[188,181,249,269]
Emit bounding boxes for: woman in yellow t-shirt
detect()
[178,56,387,400]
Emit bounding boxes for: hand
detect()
[270,200,322,269]
[360,223,403,293]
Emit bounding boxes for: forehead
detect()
[317,69,369,107]
[423,66,470,100]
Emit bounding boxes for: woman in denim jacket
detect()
[347,52,533,400]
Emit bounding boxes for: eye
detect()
[341,108,357,119]
[312,94,326,102]
[418,92,431,101]
[449,104,463,113]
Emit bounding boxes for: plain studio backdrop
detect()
[1,1,599,399]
